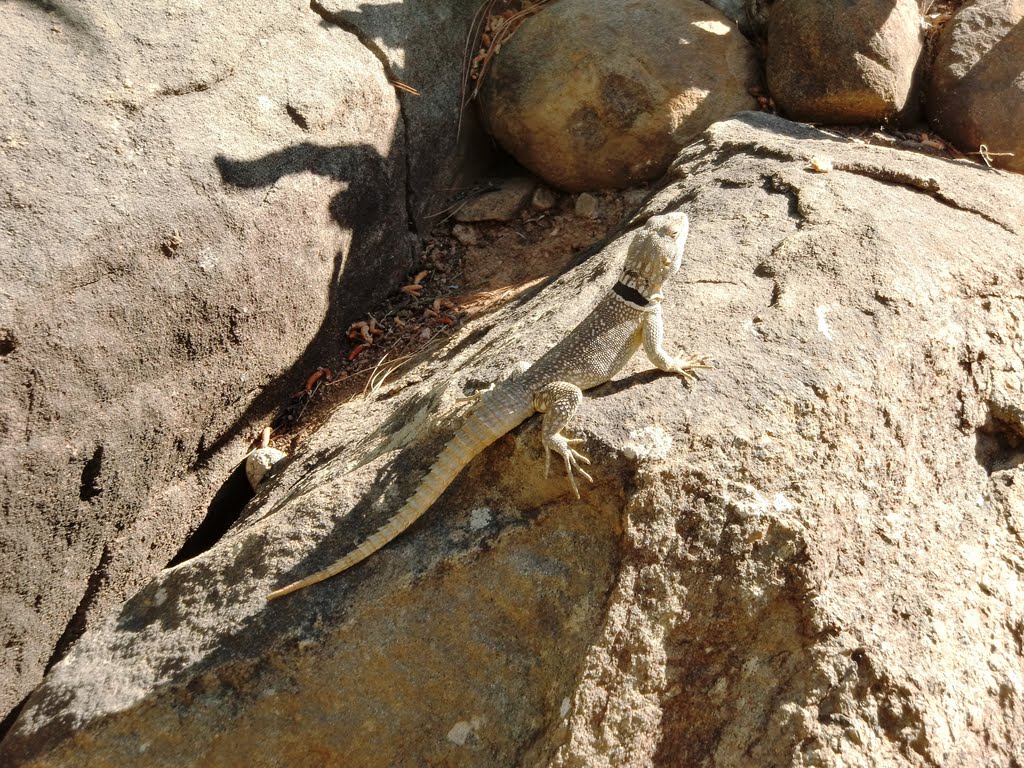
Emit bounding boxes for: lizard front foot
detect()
[667,354,714,382]
[543,434,593,499]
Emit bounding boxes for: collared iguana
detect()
[268,210,708,600]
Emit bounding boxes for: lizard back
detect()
[521,293,649,391]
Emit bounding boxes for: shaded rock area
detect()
[766,0,923,123]
[0,0,485,729]
[478,0,758,191]
[4,112,1024,766]
[927,0,1024,172]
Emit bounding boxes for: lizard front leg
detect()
[533,381,592,498]
[642,303,712,382]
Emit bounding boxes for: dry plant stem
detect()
[458,0,499,139]
[458,1,553,136]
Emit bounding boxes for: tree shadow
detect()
[197,0,493,468]
[198,140,413,466]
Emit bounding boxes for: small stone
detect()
[530,185,557,211]
[809,156,833,173]
[245,447,287,490]
[574,192,600,219]
[451,223,479,246]
[453,177,537,222]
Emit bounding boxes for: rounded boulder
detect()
[766,0,923,123]
[478,0,759,192]
[927,0,1024,173]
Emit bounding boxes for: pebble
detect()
[451,223,479,246]
[245,447,287,490]
[530,186,557,211]
[574,192,601,219]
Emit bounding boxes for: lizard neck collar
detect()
[613,280,657,308]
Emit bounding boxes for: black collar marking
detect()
[613,281,649,307]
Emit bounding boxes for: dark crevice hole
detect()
[285,103,309,131]
[79,446,104,502]
[167,461,255,566]
[0,328,16,356]
[0,691,31,745]
[975,411,1024,475]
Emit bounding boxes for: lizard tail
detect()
[267,396,530,600]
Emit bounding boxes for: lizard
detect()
[267,210,709,600]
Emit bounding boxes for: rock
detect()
[451,223,480,246]
[574,192,601,219]
[244,448,288,489]
[478,0,758,192]
[453,177,537,222]
[766,0,923,123]
[0,0,488,727]
[313,0,496,227]
[926,0,1024,173]
[4,112,1024,767]
[530,185,558,212]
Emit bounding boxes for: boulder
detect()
[0,0,485,729]
[3,113,1024,766]
[767,0,924,123]
[927,0,1024,173]
[478,0,759,192]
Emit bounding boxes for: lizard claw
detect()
[670,354,713,382]
[544,434,592,498]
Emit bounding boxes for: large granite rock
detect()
[478,0,758,192]
[3,113,1023,766]
[767,0,924,123]
[927,0,1024,173]
[0,0,484,730]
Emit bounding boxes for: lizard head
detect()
[618,211,689,301]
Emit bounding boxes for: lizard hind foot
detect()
[543,434,593,499]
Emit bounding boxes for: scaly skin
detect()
[267,211,709,600]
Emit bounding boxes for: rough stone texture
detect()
[0,0,484,729]
[767,0,924,123]
[4,113,1024,766]
[926,0,1024,173]
[478,0,759,192]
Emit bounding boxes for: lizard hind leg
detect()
[533,381,593,499]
